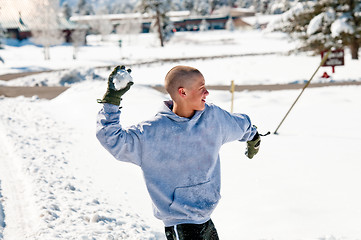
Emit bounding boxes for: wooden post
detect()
[230,80,235,113]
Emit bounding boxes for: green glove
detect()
[97,65,133,106]
[245,132,261,159]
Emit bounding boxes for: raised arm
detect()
[96,66,142,166]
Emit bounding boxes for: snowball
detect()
[113,69,133,90]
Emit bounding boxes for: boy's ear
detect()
[178,87,186,98]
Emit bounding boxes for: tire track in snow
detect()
[0,122,38,239]
[0,96,161,239]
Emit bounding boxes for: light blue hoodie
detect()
[96,101,257,227]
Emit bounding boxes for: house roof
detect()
[0,0,31,31]
[0,0,79,32]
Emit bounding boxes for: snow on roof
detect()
[70,11,192,23]
[242,14,280,26]
[70,13,148,22]
[0,0,79,32]
[0,0,31,31]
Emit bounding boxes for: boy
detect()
[96,65,261,240]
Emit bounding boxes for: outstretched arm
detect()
[245,131,261,159]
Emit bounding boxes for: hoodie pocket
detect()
[169,180,221,220]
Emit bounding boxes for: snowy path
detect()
[0,120,39,239]
[0,96,163,239]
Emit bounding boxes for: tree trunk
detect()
[350,39,359,60]
[73,46,78,60]
[155,10,164,47]
[44,46,50,60]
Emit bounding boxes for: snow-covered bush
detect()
[59,69,103,86]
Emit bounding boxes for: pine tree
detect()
[75,0,94,15]
[269,0,361,59]
[194,0,211,16]
[62,1,72,20]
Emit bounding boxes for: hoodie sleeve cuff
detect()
[103,103,120,113]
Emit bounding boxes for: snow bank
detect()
[0,95,163,239]
[0,68,104,87]
[0,30,295,76]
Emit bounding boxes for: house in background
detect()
[0,0,82,43]
[0,6,32,40]
[70,8,255,34]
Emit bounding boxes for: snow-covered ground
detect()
[1,31,360,87]
[0,30,361,240]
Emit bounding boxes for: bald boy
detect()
[96,65,261,240]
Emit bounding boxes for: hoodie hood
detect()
[157,100,206,122]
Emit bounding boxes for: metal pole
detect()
[274,51,331,134]
[230,80,235,113]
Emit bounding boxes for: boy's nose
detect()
[204,88,209,96]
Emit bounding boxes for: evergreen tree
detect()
[183,0,195,11]
[268,0,360,59]
[194,0,211,16]
[62,1,72,20]
[75,0,94,15]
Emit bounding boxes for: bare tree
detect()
[116,18,142,46]
[29,0,65,60]
[138,0,172,47]
[199,19,210,31]
[71,29,86,60]
[0,23,5,50]
[226,16,235,31]
[88,18,113,41]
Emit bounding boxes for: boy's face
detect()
[183,74,209,112]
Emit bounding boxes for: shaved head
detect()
[164,65,203,99]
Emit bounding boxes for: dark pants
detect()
[165,219,219,240]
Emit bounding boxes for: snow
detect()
[1,31,360,87]
[113,68,133,90]
[266,2,311,32]
[307,13,323,36]
[0,30,361,240]
[331,18,355,38]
